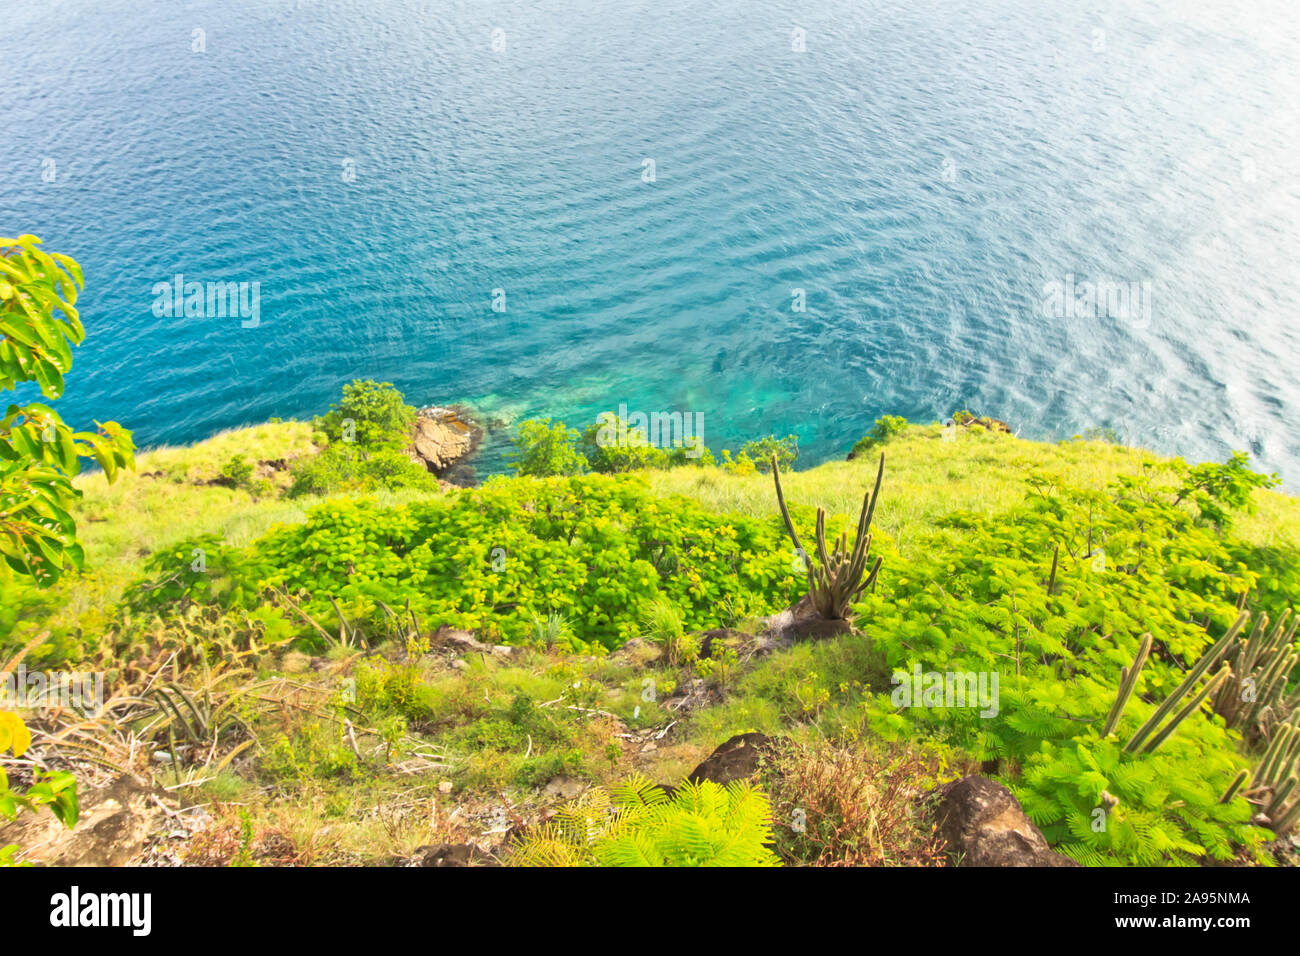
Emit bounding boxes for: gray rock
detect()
[934,775,1079,867]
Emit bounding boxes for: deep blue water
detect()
[4,0,1300,481]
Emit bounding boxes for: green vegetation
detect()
[0,235,134,587]
[319,379,415,450]
[849,414,908,459]
[511,418,586,477]
[127,473,799,651]
[509,774,780,866]
[510,414,799,478]
[6,360,1300,868]
[288,380,435,497]
[731,434,798,474]
[0,237,133,861]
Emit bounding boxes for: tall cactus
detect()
[1213,608,1299,741]
[771,451,884,621]
[1122,611,1247,754]
[1246,720,1300,834]
[1219,768,1249,804]
[1102,633,1153,737]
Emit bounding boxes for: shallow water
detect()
[3,0,1299,481]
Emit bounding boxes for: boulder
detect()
[412,843,499,867]
[408,406,482,475]
[0,774,162,867]
[435,627,491,653]
[543,776,587,801]
[686,733,775,786]
[933,775,1078,867]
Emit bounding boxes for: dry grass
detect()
[764,738,947,867]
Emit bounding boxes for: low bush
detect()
[126,474,802,651]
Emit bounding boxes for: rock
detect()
[949,413,1013,434]
[412,843,498,867]
[933,775,1079,867]
[435,627,492,654]
[686,733,775,786]
[765,593,854,641]
[0,774,163,867]
[408,406,482,476]
[431,628,514,657]
[608,637,662,666]
[543,776,588,800]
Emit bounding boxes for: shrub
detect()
[736,435,798,474]
[123,534,258,613]
[578,416,670,473]
[510,418,587,477]
[1174,450,1279,529]
[317,380,416,452]
[765,740,945,866]
[219,454,254,488]
[288,443,435,498]
[849,415,908,458]
[132,474,801,651]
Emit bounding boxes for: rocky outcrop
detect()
[933,775,1078,867]
[408,405,482,478]
[433,626,514,658]
[951,413,1013,434]
[687,733,776,786]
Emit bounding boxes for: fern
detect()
[511,773,780,867]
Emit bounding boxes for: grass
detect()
[647,423,1300,557]
[29,421,443,636]
[12,416,1300,866]
[63,419,1300,599]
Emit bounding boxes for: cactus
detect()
[1219,768,1249,804]
[1137,664,1232,754]
[1237,720,1300,835]
[1272,798,1300,836]
[1213,608,1299,741]
[1102,632,1153,737]
[1267,775,1297,818]
[771,451,884,621]
[1252,722,1299,789]
[1123,611,1248,754]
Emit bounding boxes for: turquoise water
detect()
[3,0,1300,480]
